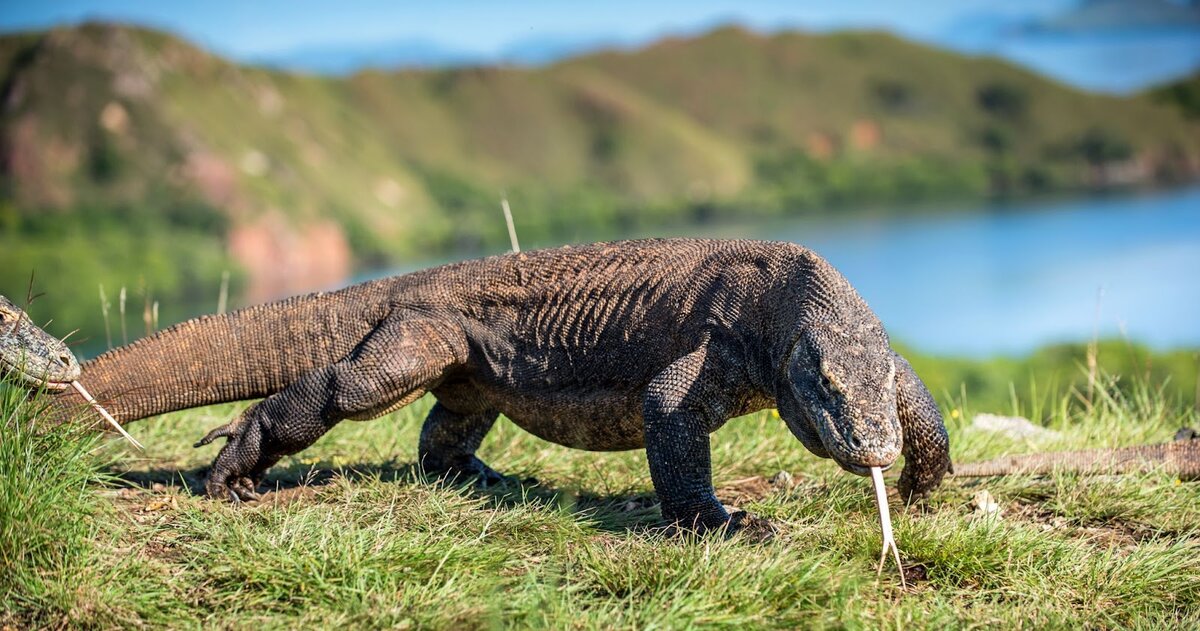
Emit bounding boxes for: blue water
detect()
[368,186,1200,357]
[750,187,1200,356]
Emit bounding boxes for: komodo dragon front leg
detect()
[195,317,467,501]
[643,348,772,536]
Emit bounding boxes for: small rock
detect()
[151,482,166,492]
[972,414,1059,440]
[971,490,1001,517]
[770,470,793,486]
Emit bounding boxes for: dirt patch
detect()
[716,475,777,506]
[901,563,930,584]
[253,484,324,506]
[1004,500,1182,548]
[104,466,807,530]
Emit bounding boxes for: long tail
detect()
[45,280,394,425]
[952,440,1200,481]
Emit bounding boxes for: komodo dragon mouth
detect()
[1,294,141,449]
[0,295,80,391]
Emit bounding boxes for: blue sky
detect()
[0,0,1067,58]
[1,1,1194,92]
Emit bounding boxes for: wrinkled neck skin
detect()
[775,374,832,459]
[764,259,904,476]
[0,295,80,391]
[772,328,903,475]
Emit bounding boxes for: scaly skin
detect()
[43,239,952,533]
[953,437,1200,481]
[0,295,81,390]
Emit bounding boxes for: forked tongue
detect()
[870,466,906,588]
[69,380,143,450]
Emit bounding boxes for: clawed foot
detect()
[194,412,281,503]
[422,454,518,488]
[216,475,264,502]
[665,510,777,543]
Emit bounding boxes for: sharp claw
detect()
[194,424,234,448]
[236,488,261,502]
[232,478,261,501]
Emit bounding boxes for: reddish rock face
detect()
[228,214,352,304]
[850,119,881,151]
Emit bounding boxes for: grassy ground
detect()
[2,376,1198,629]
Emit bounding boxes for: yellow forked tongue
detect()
[69,380,143,450]
[870,466,906,588]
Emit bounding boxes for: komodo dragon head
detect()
[778,321,902,476]
[0,294,138,447]
[0,294,81,391]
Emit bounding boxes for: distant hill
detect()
[1,22,1198,336]
[1030,0,1200,32]
[1149,71,1200,119]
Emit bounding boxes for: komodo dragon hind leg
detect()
[195,317,466,502]
[194,414,261,500]
[418,403,509,487]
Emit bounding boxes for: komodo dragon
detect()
[30,239,954,534]
[954,429,1200,480]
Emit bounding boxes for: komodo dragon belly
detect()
[450,319,687,450]
[442,345,655,451]
[480,383,648,451]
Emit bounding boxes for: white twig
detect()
[70,380,143,450]
[119,286,127,345]
[501,198,520,253]
[99,284,112,349]
[870,466,906,588]
[218,270,230,315]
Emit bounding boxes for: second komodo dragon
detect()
[44,239,952,534]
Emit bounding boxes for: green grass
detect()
[2,373,1198,628]
[0,384,109,617]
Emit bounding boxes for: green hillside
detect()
[1150,71,1200,120]
[1,22,1198,336]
